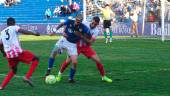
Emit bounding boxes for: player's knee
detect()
[72,61,77,65]
[72,63,77,69]
[32,56,39,61]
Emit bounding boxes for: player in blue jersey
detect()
[45,14,91,82]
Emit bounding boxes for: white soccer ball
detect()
[45,75,56,84]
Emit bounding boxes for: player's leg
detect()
[60,57,71,73]
[90,55,112,83]
[103,28,108,43]
[103,20,108,43]
[131,22,135,37]
[134,22,138,37]
[45,44,59,76]
[108,20,113,43]
[19,50,39,87]
[109,27,113,43]
[56,57,71,82]
[82,47,112,83]
[0,59,18,89]
[69,55,78,83]
[56,45,81,82]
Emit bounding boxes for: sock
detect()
[109,31,113,40]
[103,32,107,39]
[25,60,39,79]
[69,68,76,80]
[1,70,15,88]
[96,61,105,77]
[48,58,55,69]
[58,71,62,76]
[60,61,70,73]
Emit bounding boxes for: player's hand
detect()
[63,33,68,38]
[74,31,83,37]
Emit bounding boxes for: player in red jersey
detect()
[0,17,40,90]
[56,16,112,83]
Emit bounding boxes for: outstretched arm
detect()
[18,29,40,36]
[94,0,103,11]
[56,22,65,30]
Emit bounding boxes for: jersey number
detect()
[5,29,10,40]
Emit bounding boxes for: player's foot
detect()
[102,76,112,83]
[45,69,51,76]
[68,79,75,83]
[56,74,62,82]
[0,86,4,90]
[23,77,34,87]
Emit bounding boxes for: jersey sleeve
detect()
[15,25,21,32]
[83,25,91,36]
[63,19,70,25]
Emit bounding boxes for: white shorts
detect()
[52,37,77,56]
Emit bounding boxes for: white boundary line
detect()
[0,68,170,79]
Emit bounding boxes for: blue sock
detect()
[48,58,55,69]
[69,68,76,80]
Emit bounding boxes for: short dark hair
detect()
[76,14,83,21]
[93,16,100,24]
[7,17,15,26]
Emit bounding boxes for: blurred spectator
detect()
[60,5,66,16]
[4,0,13,7]
[65,5,72,14]
[2,0,21,7]
[70,2,80,12]
[130,6,140,37]
[45,8,52,19]
[0,0,5,5]
[53,6,61,17]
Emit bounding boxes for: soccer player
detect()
[0,17,40,90]
[55,16,112,83]
[95,1,115,43]
[45,14,91,82]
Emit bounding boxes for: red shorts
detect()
[7,50,35,68]
[78,46,96,58]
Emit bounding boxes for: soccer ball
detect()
[45,75,56,84]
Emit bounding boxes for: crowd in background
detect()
[87,0,161,23]
[45,1,80,19]
[0,0,21,7]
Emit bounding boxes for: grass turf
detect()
[0,36,170,96]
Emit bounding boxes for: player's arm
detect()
[74,30,93,44]
[56,22,65,30]
[0,40,6,57]
[94,0,103,11]
[56,20,70,30]
[81,34,93,44]
[18,29,40,36]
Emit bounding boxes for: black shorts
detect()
[103,20,111,28]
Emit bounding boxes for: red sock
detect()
[26,60,39,79]
[96,62,105,76]
[1,70,15,88]
[60,61,70,73]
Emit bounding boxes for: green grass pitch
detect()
[0,35,170,96]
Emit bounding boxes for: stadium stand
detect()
[0,0,83,23]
